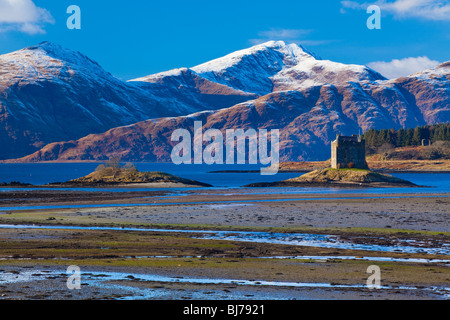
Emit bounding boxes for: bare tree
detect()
[105,156,122,178]
[95,164,106,172]
[124,162,136,170]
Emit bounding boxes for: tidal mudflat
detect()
[0,187,448,300]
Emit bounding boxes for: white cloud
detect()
[0,0,54,34]
[249,28,329,46]
[341,0,450,21]
[367,56,441,78]
[258,29,312,40]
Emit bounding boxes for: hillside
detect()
[13,77,450,163]
[2,41,450,162]
[0,42,256,160]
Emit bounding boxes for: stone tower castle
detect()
[331,134,367,169]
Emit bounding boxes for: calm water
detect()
[0,163,449,194]
[0,163,294,187]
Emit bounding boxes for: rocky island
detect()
[0,158,212,188]
[245,168,419,188]
[52,165,212,188]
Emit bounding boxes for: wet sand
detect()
[0,187,448,300]
[1,188,448,231]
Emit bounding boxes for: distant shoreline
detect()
[1,160,450,173]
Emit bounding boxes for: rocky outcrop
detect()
[245,168,418,188]
[57,167,212,187]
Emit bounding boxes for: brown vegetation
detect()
[286,168,416,185]
[370,141,450,161]
[63,158,212,187]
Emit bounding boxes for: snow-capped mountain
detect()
[0,42,256,159]
[390,62,450,124]
[132,40,386,96]
[190,41,386,95]
[131,67,257,111]
[16,63,450,163]
[0,42,163,159]
[1,41,449,162]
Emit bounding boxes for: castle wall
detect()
[331,135,367,169]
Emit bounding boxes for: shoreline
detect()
[0,188,448,231]
[1,159,450,173]
[0,187,448,300]
[209,169,450,174]
[243,181,424,188]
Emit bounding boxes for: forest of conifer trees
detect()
[363,123,450,149]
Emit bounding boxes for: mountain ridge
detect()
[0,42,261,159]
[1,41,448,162]
[12,69,450,163]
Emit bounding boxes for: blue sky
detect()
[0,0,449,80]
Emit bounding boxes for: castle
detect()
[331,134,367,169]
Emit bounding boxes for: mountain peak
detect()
[24,41,103,71]
[1,41,449,162]
[188,40,323,95]
[257,40,321,60]
[188,40,385,95]
[191,40,318,75]
[30,41,62,50]
[408,60,450,79]
[25,41,79,59]
[0,42,110,84]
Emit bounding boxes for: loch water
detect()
[0,162,448,195]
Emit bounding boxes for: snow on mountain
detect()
[389,61,450,124]
[131,40,386,99]
[16,63,450,163]
[0,42,255,159]
[272,58,386,92]
[406,61,450,82]
[130,67,257,113]
[189,41,311,95]
[1,41,448,162]
[16,74,446,163]
[0,42,158,117]
[190,41,386,95]
[0,42,117,89]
